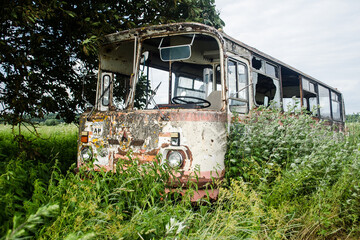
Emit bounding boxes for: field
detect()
[1,110,360,239]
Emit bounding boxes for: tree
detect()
[0,0,224,130]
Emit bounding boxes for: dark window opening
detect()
[281,67,301,112]
[252,57,262,70]
[254,72,280,107]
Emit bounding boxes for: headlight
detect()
[81,147,92,162]
[167,151,183,168]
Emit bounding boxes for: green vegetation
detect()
[346,113,360,123]
[1,109,360,239]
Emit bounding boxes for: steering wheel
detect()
[171,96,211,108]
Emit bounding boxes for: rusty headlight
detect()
[81,147,92,162]
[167,151,183,168]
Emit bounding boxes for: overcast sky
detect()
[216,0,360,114]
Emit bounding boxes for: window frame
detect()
[330,90,342,122]
[251,56,281,107]
[227,58,249,113]
[318,84,332,120]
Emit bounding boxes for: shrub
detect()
[43,119,60,126]
[225,107,360,238]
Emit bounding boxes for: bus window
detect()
[147,68,171,108]
[252,56,280,108]
[331,91,342,121]
[253,72,280,107]
[138,34,220,109]
[265,62,278,78]
[228,60,248,113]
[176,76,206,99]
[101,73,111,106]
[252,56,263,71]
[318,85,331,119]
[281,67,301,112]
[302,77,318,115]
[283,97,301,112]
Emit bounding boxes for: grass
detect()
[1,111,360,239]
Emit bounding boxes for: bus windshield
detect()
[99,34,222,110]
[140,34,221,110]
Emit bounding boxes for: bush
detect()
[43,119,60,126]
[226,107,360,238]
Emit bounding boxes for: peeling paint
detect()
[78,109,227,186]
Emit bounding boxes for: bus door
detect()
[227,56,250,114]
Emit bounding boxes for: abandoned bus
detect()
[78,22,345,200]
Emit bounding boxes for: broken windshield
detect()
[139,34,221,110]
[98,33,222,110]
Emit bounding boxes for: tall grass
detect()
[1,111,360,239]
[0,124,77,237]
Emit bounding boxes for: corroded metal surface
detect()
[102,22,224,46]
[78,109,227,185]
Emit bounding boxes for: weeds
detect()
[226,108,360,238]
[1,111,360,239]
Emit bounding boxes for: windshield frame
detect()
[97,25,226,112]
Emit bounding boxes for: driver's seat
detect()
[206,91,222,111]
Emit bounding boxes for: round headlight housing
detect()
[167,151,183,168]
[81,147,92,162]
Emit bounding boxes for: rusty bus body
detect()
[78,23,345,200]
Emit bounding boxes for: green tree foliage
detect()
[0,0,224,126]
[346,113,360,123]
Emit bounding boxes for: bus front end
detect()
[77,23,229,200]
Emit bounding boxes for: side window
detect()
[228,60,249,113]
[252,56,280,108]
[176,76,206,99]
[204,65,221,95]
[302,77,318,115]
[318,85,331,119]
[331,91,342,121]
[98,72,113,111]
[102,74,111,106]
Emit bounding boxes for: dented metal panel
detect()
[78,109,227,183]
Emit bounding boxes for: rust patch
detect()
[116,148,127,156]
[161,143,170,148]
[159,132,171,137]
[130,139,145,146]
[167,169,225,188]
[146,148,159,155]
[184,146,193,166]
[108,139,120,145]
[165,111,227,122]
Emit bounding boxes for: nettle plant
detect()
[225,105,342,189]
